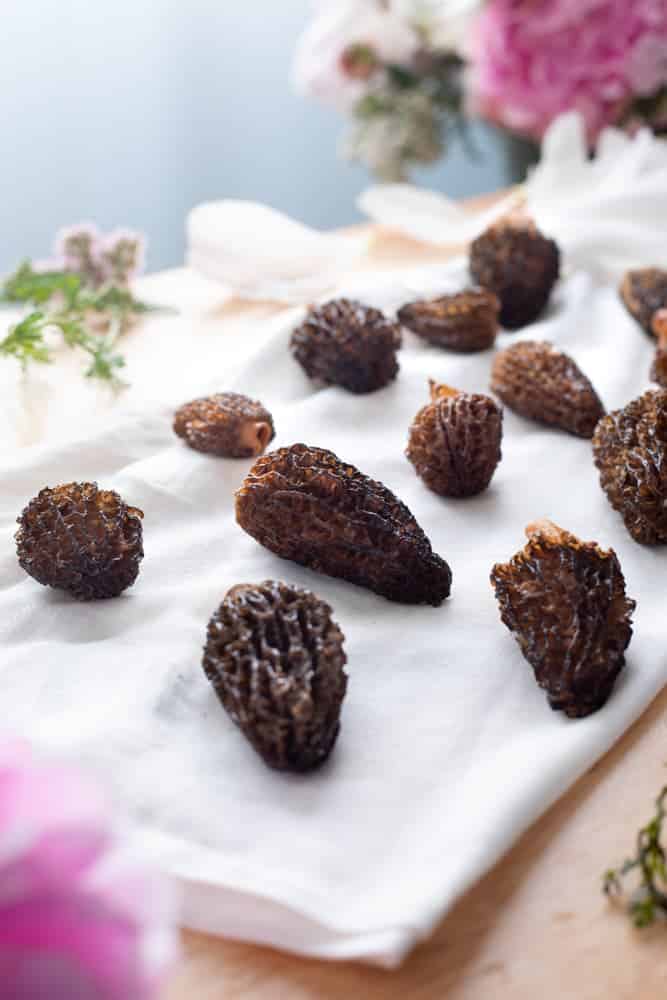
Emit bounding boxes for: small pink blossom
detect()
[292,0,420,110]
[468,0,667,142]
[0,741,177,1000]
[53,224,146,286]
[100,229,147,285]
[55,223,105,285]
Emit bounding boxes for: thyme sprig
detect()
[0,260,171,386]
[0,310,126,387]
[604,786,667,927]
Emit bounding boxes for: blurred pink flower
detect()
[468,0,667,142]
[55,223,105,286]
[101,229,147,285]
[0,741,177,1000]
[292,0,420,110]
[54,224,146,286]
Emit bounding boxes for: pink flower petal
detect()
[469,0,667,141]
[0,743,177,999]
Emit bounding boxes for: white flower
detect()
[291,0,420,110]
[388,0,484,55]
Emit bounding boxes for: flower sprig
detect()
[0,226,172,386]
[604,786,667,927]
[1,310,126,385]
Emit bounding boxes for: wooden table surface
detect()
[165,202,667,1000]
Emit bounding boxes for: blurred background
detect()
[0,1,519,274]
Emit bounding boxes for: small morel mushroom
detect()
[649,310,667,387]
[290,298,401,393]
[593,388,667,544]
[620,268,667,336]
[491,520,635,718]
[236,443,452,605]
[469,218,560,329]
[173,392,275,458]
[16,482,144,600]
[203,580,348,771]
[397,289,499,352]
[490,339,604,437]
[406,382,502,497]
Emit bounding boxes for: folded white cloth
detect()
[358,113,667,281]
[0,260,665,966]
[186,200,368,302]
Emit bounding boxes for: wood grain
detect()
[165,196,667,999]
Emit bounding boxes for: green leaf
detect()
[603,785,667,926]
[386,64,419,90]
[0,312,53,369]
[1,262,82,308]
[1,251,174,386]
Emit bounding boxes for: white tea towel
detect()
[0,261,665,966]
[186,200,368,301]
[358,113,667,280]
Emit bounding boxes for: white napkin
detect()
[186,200,369,301]
[1,261,666,966]
[358,113,667,280]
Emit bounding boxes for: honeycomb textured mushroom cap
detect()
[490,339,604,437]
[203,580,347,771]
[407,382,503,497]
[290,298,401,393]
[593,388,667,544]
[397,289,499,352]
[490,520,635,718]
[620,268,667,336]
[236,443,452,605]
[469,219,560,329]
[649,310,667,387]
[173,392,275,458]
[16,482,144,600]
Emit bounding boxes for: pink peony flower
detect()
[0,741,177,1000]
[292,0,420,110]
[468,0,667,142]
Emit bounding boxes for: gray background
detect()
[0,1,522,274]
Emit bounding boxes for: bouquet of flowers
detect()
[292,0,667,180]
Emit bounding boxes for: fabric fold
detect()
[0,260,665,964]
[358,113,667,281]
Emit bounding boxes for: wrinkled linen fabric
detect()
[358,113,667,282]
[186,200,368,301]
[0,260,665,966]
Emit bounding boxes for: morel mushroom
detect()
[490,340,604,437]
[593,388,667,544]
[290,298,401,393]
[407,382,502,497]
[620,268,667,336]
[203,580,348,771]
[236,443,452,605]
[173,392,275,458]
[16,482,144,600]
[397,289,499,352]
[470,218,560,329]
[649,310,667,387]
[491,520,635,718]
